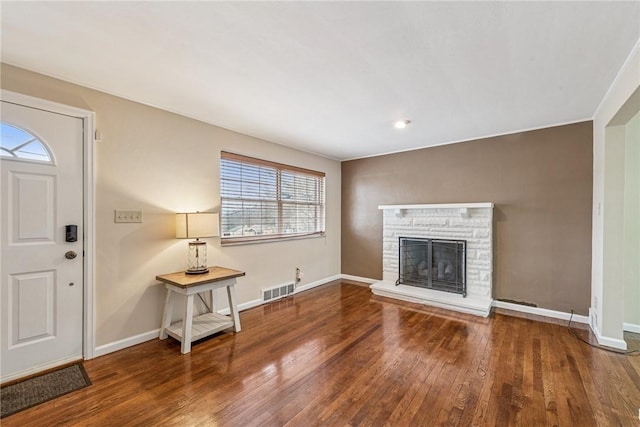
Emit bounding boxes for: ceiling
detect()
[1,2,639,161]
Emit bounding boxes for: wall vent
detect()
[263,283,295,302]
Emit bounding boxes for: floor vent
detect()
[263,283,295,302]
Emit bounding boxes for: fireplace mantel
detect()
[378,203,494,210]
[379,203,493,218]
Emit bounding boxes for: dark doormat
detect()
[1,363,91,418]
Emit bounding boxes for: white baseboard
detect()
[296,274,342,292]
[218,298,264,315]
[94,329,161,358]
[340,274,377,284]
[94,274,343,357]
[623,322,640,334]
[492,301,590,324]
[95,275,622,358]
[236,273,341,308]
[219,274,342,313]
[95,299,267,357]
[589,309,628,350]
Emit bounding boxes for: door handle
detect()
[65,251,77,260]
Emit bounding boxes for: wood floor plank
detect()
[2,280,639,426]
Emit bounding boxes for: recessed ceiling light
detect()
[394,120,411,129]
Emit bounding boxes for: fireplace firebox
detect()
[396,237,466,297]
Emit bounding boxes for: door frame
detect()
[1,89,96,360]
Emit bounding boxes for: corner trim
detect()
[592,325,628,350]
[342,119,592,161]
[589,307,627,351]
[593,37,640,119]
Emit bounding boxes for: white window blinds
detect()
[220,151,326,244]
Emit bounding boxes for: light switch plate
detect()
[114,210,143,223]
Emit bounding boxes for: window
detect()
[0,122,53,163]
[220,151,325,245]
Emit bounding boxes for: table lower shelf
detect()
[165,312,235,343]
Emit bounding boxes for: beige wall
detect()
[342,122,593,314]
[1,63,341,348]
[624,111,640,326]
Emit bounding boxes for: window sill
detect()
[221,232,326,247]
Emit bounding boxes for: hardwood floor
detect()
[3,280,639,426]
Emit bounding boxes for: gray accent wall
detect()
[342,122,593,315]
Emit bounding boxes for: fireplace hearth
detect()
[397,237,466,296]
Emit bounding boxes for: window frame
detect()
[220,151,326,246]
[1,122,55,164]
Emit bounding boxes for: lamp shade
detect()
[176,212,219,239]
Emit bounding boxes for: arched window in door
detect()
[0,122,54,163]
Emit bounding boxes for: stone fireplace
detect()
[370,203,494,317]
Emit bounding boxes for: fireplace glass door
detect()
[397,237,466,296]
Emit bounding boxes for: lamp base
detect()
[185,267,209,275]
[186,240,208,274]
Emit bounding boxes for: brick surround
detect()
[371,203,494,317]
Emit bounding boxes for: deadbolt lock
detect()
[65,251,77,259]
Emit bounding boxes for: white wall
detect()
[1,63,342,351]
[624,111,640,328]
[592,39,640,347]
[601,125,626,345]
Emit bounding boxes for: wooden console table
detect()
[157,266,245,354]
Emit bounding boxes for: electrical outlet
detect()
[295,267,303,284]
[114,210,143,223]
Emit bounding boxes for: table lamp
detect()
[176,212,219,274]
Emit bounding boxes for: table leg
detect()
[226,284,241,332]
[181,294,194,354]
[160,287,174,340]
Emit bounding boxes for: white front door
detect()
[1,100,84,382]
